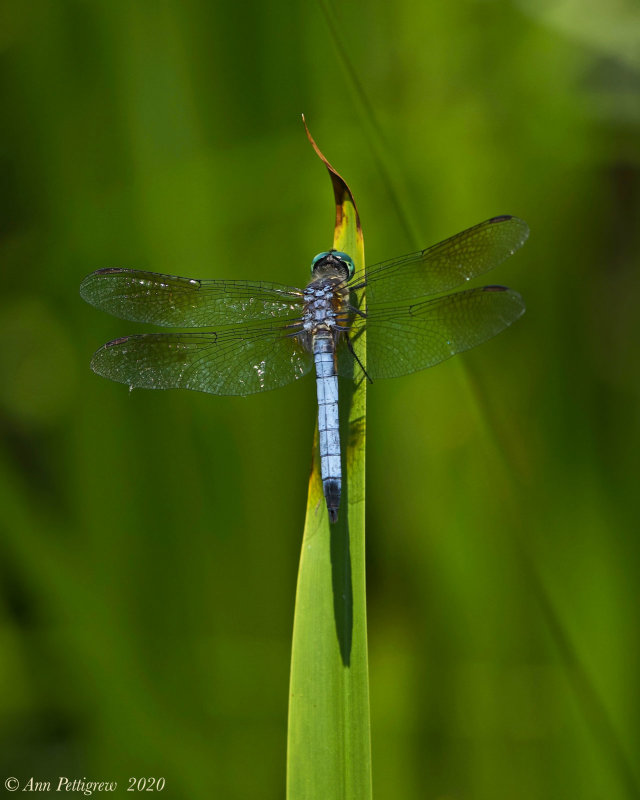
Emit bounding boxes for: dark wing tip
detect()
[490,213,529,228]
[489,214,530,242]
[482,284,524,297]
[93,267,128,275]
[482,285,526,316]
[104,336,130,348]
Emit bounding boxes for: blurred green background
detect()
[1,0,639,797]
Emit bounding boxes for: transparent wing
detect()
[350,216,529,304]
[80,268,305,327]
[90,321,312,396]
[339,286,525,380]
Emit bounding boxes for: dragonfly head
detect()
[310,250,355,281]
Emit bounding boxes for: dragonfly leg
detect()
[345,333,372,384]
[346,303,367,320]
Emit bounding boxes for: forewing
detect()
[341,286,525,380]
[90,322,313,396]
[80,269,304,327]
[353,216,529,304]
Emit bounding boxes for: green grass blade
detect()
[286,118,370,800]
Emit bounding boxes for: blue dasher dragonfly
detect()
[80,214,528,523]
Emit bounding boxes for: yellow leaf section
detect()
[287,118,371,800]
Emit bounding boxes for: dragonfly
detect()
[80,214,528,523]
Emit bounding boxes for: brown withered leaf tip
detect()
[301,114,362,237]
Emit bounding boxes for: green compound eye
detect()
[310,252,332,273]
[332,251,355,279]
[310,250,355,279]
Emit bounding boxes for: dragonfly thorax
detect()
[299,276,350,347]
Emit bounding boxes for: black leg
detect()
[345,332,372,384]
